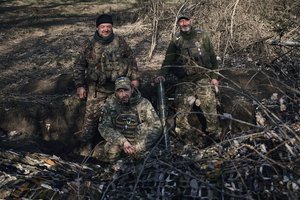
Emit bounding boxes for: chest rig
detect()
[114,107,140,143]
[86,36,129,86]
[175,30,209,76]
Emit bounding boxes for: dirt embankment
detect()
[0,1,167,153]
[0,1,299,154]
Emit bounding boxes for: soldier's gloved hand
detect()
[154,76,165,83]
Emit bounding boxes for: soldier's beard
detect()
[120,96,130,103]
[180,26,191,32]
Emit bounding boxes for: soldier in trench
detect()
[96,77,162,161]
[73,14,139,155]
[155,13,222,142]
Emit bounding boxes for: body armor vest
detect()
[86,36,130,86]
[115,112,140,143]
[174,30,212,76]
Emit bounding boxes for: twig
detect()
[172,1,188,36]
[217,73,300,141]
[268,39,300,47]
[230,0,240,38]
[100,171,132,200]
[148,0,160,60]
[243,144,287,169]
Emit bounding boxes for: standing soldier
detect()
[73,14,139,155]
[156,14,221,140]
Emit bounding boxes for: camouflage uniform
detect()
[98,89,162,161]
[161,28,220,135]
[73,31,139,146]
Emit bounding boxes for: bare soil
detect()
[0,0,299,154]
[0,0,170,155]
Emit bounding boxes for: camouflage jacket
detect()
[161,28,218,80]
[73,32,139,91]
[98,89,162,151]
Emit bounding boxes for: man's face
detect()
[177,18,192,32]
[97,23,113,37]
[116,88,132,103]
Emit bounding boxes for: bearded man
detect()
[156,14,221,140]
[98,77,162,161]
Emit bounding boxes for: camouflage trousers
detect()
[101,141,146,162]
[82,85,112,141]
[103,143,122,161]
[175,78,221,135]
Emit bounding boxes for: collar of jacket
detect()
[94,31,115,45]
[180,27,197,40]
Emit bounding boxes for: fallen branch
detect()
[267,39,300,47]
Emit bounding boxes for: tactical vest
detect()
[86,36,130,87]
[174,30,212,76]
[114,112,140,143]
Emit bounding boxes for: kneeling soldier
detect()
[98,77,162,161]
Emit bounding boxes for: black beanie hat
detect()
[96,14,113,27]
